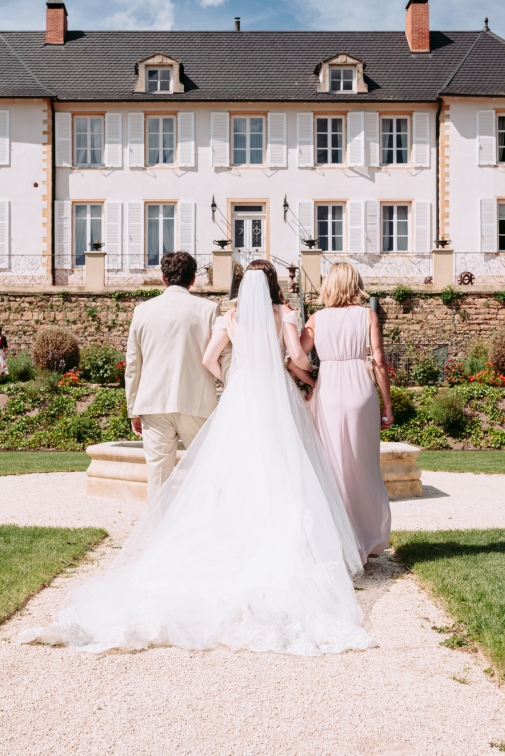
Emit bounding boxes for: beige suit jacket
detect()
[126,286,226,419]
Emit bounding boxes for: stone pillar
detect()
[212,249,233,291]
[84,251,106,292]
[300,249,322,294]
[432,248,454,289]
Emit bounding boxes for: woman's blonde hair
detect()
[319,262,369,308]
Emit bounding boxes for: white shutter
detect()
[268,112,287,168]
[477,111,496,166]
[365,201,380,254]
[55,113,72,167]
[105,113,122,168]
[106,202,122,270]
[480,198,497,253]
[413,112,430,168]
[364,112,379,168]
[349,201,364,253]
[128,113,145,168]
[297,113,314,168]
[178,201,195,254]
[211,112,229,167]
[414,201,431,254]
[0,112,10,166]
[128,202,144,268]
[0,200,9,268]
[348,112,365,167]
[54,200,71,268]
[297,201,314,252]
[178,112,195,167]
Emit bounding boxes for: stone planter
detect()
[87,440,423,502]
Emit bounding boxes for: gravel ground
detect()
[0,470,504,756]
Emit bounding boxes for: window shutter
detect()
[55,113,72,167]
[106,202,122,270]
[364,112,379,167]
[365,201,380,254]
[297,201,314,252]
[349,201,364,253]
[178,201,196,254]
[211,112,229,167]
[348,112,365,167]
[477,111,496,166]
[480,198,497,253]
[128,201,144,268]
[297,113,314,168]
[0,112,10,166]
[105,113,122,168]
[178,112,195,167]
[54,200,71,268]
[128,113,145,168]
[414,201,431,254]
[0,200,9,268]
[268,112,287,168]
[413,112,430,168]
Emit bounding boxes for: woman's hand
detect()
[131,417,142,437]
[381,407,394,429]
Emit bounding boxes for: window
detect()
[75,117,103,167]
[146,68,172,93]
[147,204,175,266]
[498,116,505,163]
[330,67,355,92]
[232,117,265,166]
[74,204,102,267]
[316,205,344,252]
[316,118,344,165]
[382,205,409,252]
[147,117,175,166]
[499,204,505,251]
[381,117,409,165]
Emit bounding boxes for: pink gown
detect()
[311,306,391,563]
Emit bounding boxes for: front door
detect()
[232,204,266,267]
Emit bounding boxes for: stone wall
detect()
[1,291,505,359]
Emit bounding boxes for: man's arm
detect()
[210,304,233,386]
[125,311,142,425]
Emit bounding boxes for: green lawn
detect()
[0,524,107,624]
[391,529,505,678]
[0,452,90,476]
[418,450,505,475]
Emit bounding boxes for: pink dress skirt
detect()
[311,306,391,563]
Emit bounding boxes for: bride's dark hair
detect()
[246,259,287,306]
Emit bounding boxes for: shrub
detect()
[80,343,125,385]
[390,285,414,304]
[494,291,505,303]
[67,414,101,445]
[388,364,409,387]
[443,359,466,386]
[410,349,440,386]
[388,386,416,424]
[32,328,80,374]
[440,286,464,306]
[5,350,36,383]
[469,363,505,387]
[489,328,505,375]
[428,390,466,433]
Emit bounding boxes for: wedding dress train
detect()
[19,271,375,655]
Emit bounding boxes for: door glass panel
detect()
[396,205,409,251]
[89,205,102,249]
[317,205,329,251]
[331,205,343,251]
[75,205,87,266]
[251,219,262,248]
[162,205,175,255]
[234,219,245,248]
[147,205,160,266]
[233,118,247,165]
[382,206,394,251]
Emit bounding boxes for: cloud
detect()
[199,0,228,7]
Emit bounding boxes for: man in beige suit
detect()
[125,251,228,502]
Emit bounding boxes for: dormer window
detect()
[146,68,172,93]
[330,67,355,93]
[134,53,185,94]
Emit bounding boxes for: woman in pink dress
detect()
[301,263,394,564]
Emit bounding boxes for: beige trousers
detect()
[140,413,207,502]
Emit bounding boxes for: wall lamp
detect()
[211,195,217,221]
[283,195,289,222]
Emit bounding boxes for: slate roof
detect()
[0,28,503,102]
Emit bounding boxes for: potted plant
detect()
[213,239,232,249]
[434,236,452,249]
[90,240,105,251]
[301,237,319,250]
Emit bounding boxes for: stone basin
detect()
[86,440,422,502]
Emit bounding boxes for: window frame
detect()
[315,203,345,253]
[73,203,103,267]
[145,203,176,267]
[381,203,411,253]
[498,115,505,164]
[145,67,173,94]
[231,116,266,167]
[315,117,345,166]
[146,116,176,167]
[380,116,411,166]
[499,202,505,252]
[74,116,104,168]
[329,66,356,93]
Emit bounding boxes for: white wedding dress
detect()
[19,271,375,655]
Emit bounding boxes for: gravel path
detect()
[1,470,504,756]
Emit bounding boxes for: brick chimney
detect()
[46,1,68,45]
[406,0,430,53]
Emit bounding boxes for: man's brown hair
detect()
[161,252,197,288]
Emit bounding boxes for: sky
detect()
[0,0,504,38]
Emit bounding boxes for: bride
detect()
[20,260,375,655]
